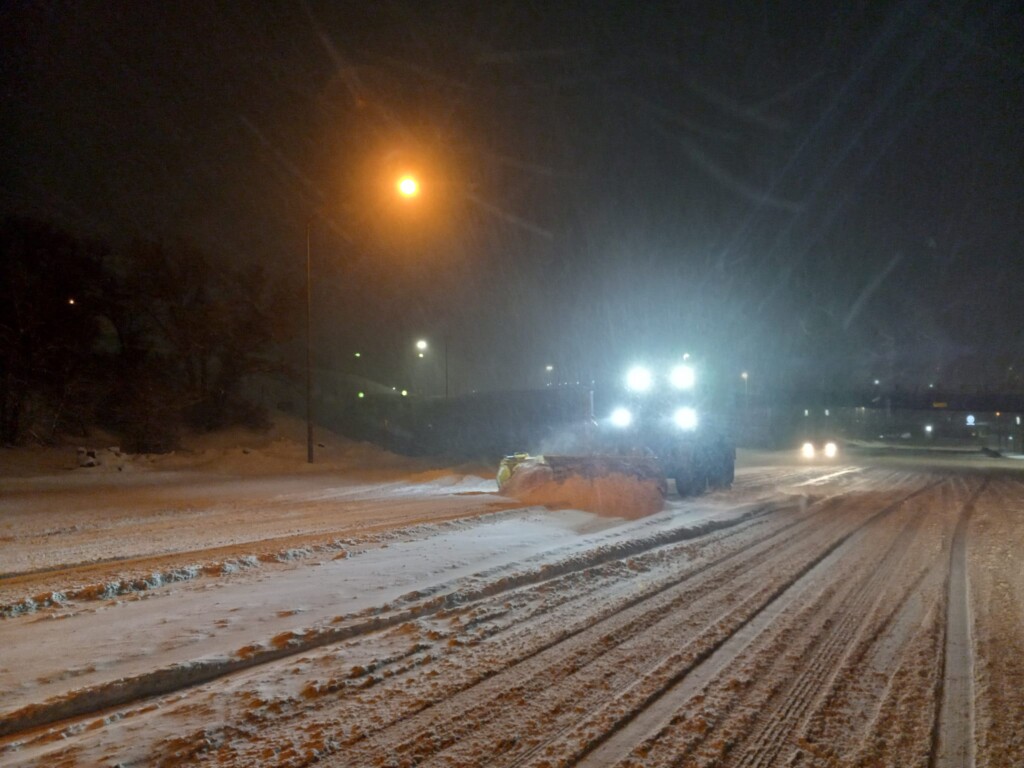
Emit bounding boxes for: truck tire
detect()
[710,456,731,488]
[675,469,707,497]
[705,444,735,489]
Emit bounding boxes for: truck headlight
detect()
[610,407,633,428]
[824,442,838,458]
[669,364,695,390]
[625,366,653,393]
[673,407,698,430]
[801,442,815,459]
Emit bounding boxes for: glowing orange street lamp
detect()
[397,175,419,198]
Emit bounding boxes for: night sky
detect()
[3,1,1022,395]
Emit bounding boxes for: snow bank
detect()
[0,411,495,486]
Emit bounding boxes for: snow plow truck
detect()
[498,361,735,497]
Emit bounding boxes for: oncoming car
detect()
[800,439,839,460]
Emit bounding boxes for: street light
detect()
[413,337,450,398]
[413,339,428,395]
[305,175,421,463]
[397,175,419,198]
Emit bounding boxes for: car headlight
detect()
[824,442,838,458]
[610,407,633,428]
[801,442,815,459]
[673,406,698,430]
[669,364,695,390]
[625,366,653,393]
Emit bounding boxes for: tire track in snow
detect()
[561,476,945,768]
[728,483,942,768]
[0,497,791,739]
[787,483,964,764]
[332,508,848,767]
[932,477,987,768]
[318,474,927,768]
[139,477,888,767]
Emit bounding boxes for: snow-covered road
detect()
[1,450,1022,767]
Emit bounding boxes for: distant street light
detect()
[741,371,749,406]
[305,176,421,463]
[413,337,449,398]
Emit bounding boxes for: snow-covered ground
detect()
[1,422,1022,767]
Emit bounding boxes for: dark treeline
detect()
[0,216,296,451]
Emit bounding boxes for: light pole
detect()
[305,173,421,463]
[305,215,315,463]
